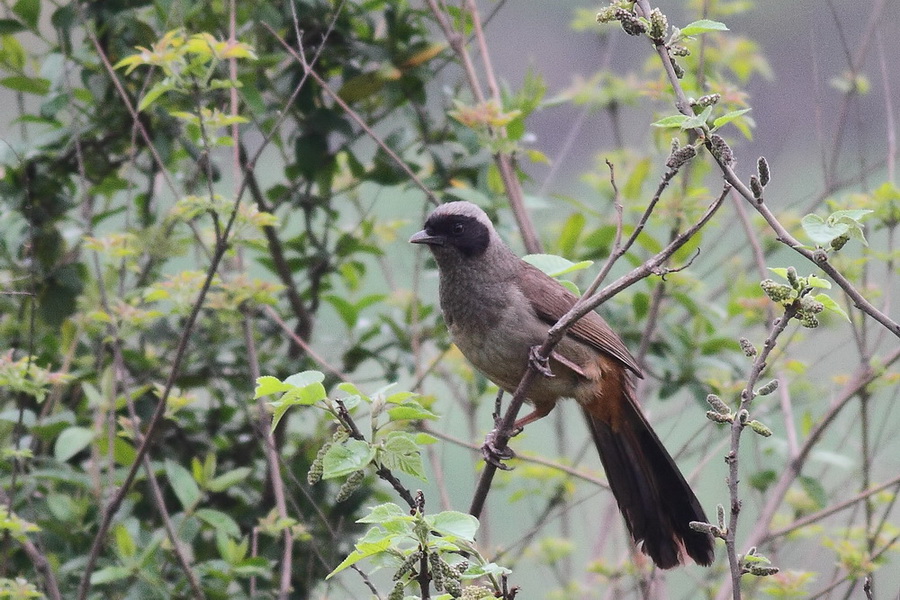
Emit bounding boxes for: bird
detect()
[409,200,714,569]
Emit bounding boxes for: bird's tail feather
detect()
[582,385,714,569]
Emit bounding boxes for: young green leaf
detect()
[322,439,376,479]
[680,19,729,37]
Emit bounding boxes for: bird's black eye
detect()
[452,223,465,235]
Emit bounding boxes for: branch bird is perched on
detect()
[410,201,714,569]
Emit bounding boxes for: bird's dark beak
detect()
[409,229,444,246]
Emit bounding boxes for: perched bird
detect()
[410,201,714,569]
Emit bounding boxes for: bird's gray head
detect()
[408,201,500,259]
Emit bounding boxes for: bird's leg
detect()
[482,403,554,470]
[529,345,554,378]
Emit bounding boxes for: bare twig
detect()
[723,303,798,600]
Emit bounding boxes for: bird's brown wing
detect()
[518,261,643,377]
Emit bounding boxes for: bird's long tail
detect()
[582,380,714,569]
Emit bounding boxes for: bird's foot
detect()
[482,429,516,470]
[529,346,554,378]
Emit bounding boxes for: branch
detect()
[0,491,61,600]
[633,0,900,341]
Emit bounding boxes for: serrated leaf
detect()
[680,19,729,37]
[379,432,426,480]
[713,108,752,129]
[357,502,412,524]
[813,293,850,321]
[322,439,375,479]
[426,511,479,542]
[387,399,437,421]
[54,426,93,462]
[165,458,202,510]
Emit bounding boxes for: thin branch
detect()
[723,303,798,600]
[0,489,61,600]
[764,474,900,542]
[265,24,440,207]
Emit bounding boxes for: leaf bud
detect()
[649,8,668,41]
[756,379,778,396]
[830,233,850,251]
[706,393,731,414]
[750,175,763,200]
[670,44,690,56]
[739,337,757,357]
[394,550,422,580]
[748,420,773,437]
[708,134,734,166]
[706,410,733,424]
[388,581,405,600]
[760,279,794,302]
[737,409,749,425]
[798,311,820,328]
[615,8,646,36]
[799,295,824,314]
[786,266,799,289]
[695,93,721,107]
[596,6,619,23]
[429,552,445,591]
[336,469,365,502]
[749,565,780,577]
[666,144,697,170]
[757,156,770,186]
[307,441,332,485]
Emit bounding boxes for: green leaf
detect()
[522,254,593,278]
[138,81,176,111]
[207,466,252,492]
[327,529,392,578]
[196,508,242,537]
[800,214,848,245]
[0,75,49,95]
[681,106,713,130]
[813,293,850,321]
[387,397,437,421]
[0,19,25,34]
[799,475,827,509]
[54,426,93,462]
[651,114,689,129]
[357,503,412,524]
[713,108,752,129]
[165,458,202,510]
[253,376,292,398]
[557,212,585,256]
[12,0,39,29]
[322,439,376,479]
[379,431,427,480]
[805,275,831,289]
[680,19,729,37]
[427,511,479,542]
[90,566,131,585]
[283,370,325,388]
